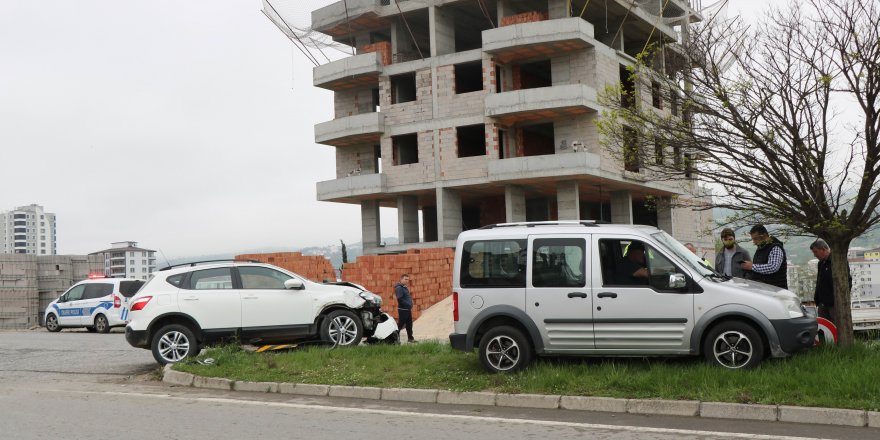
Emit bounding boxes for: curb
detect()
[163,367,879,428]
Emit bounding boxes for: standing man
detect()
[741,224,788,288]
[714,228,751,278]
[395,274,415,343]
[810,239,848,326]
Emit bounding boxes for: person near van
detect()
[810,239,849,327]
[395,274,415,343]
[714,228,752,277]
[741,224,788,288]
[614,241,649,285]
[684,243,713,268]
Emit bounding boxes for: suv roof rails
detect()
[479,220,607,230]
[159,259,264,271]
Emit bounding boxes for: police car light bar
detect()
[88,273,106,279]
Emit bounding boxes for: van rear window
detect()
[460,240,526,288]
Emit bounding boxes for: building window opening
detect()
[624,127,640,172]
[654,136,664,165]
[457,124,486,157]
[454,61,483,94]
[391,72,417,104]
[620,65,635,109]
[517,59,551,90]
[392,133,419,165]
[651,81,663,109]
[522,123,555,157]
[374,144,382,173]
[371,87,380,112]
[498,129,507,159]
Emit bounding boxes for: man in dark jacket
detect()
[741,224,788,288]
[394,274,415,343]
[810,239,849,326]
[714,228,752,278]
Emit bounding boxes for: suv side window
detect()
[83,283,113,299]
[239,266,292,289]
[532,238,586,288]
[460,239,526,288]
[64,285,86,302]
[187,268,233,290]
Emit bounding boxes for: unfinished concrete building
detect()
[303,0,712,255]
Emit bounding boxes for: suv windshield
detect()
[651,231,714,278]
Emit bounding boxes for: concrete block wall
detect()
[382,130,435,187]
[340,248,454,321]
[334,88,376,118]
[499,11,549,27]
[235,252,337,283]
[336,144,378,178]
[435,63,489,119]
[359,41,392,66]
[381,69,434,126]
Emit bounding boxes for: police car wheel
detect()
[95,315,110,334]
[151,324,199,365]
[46,314,61,332]
[320,310,363,347]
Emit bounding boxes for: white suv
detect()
[45,277,144,333]
[125,261,397,364]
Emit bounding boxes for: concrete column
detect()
[397,196,420,244]
[556,181,580,220]
[504,185,526,222]
[610,190,633,224]
[436,187,462,241]
[429,6,455,57]
[360,200,381,250]
[656,196,674,234]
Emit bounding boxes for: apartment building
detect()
[850,247,880,299]
[90,241,157,280]
[0,204,57,255]
[291,0,711,254]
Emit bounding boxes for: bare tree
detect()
[597,0,880,346]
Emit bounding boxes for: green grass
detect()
[174,341,880,411]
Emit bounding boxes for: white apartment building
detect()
[90,241,157,280]
[850,247,880,299]
[0,204,57,255]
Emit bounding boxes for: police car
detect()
[44,276,145,333]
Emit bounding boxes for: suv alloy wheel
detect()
[151,324,200,365]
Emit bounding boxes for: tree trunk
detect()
[828,239,854,347]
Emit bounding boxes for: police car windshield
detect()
[651,231,714,277]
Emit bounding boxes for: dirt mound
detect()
[412,294,453,342]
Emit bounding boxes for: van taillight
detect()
[131,296,152,311]
[113,295,121,308]
[453,291,459,322]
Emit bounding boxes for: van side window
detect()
[64,284,86,302]
[532,238,586,288]
[599,239,685,291]
[83,283,113,299]
[460,240,526,288]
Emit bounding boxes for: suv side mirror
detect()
[669,273,687,289]
[284,279,304,290]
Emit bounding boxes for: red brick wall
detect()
[360,41,392,66]
[341,248,454,321]
[500,11,549,27]
[235,252,337,283]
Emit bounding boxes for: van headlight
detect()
[783,298,804,318]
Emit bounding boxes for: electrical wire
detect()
[342,0,357,55]
[262,0,320,66]
[393,0,424,59]
[476,0,496,28]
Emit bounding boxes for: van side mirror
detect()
[284,279,304,290]
[669,273,687,289]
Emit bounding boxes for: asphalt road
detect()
[0,330,876,440]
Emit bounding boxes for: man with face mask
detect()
[714,228,752,278]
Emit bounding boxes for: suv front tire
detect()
[320,310,364,347]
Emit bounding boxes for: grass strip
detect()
[174,341,880,411]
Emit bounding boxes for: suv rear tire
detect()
[479,326,532,374]
[703,320,765,369]
[320,310,363,347]
[151,324,200,365]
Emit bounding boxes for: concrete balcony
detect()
[483,17,595,64]
[485,84,600,125]
[316,173,386,202]
[313,52,383,91]
[312,0,384,38]
[314,112,384,147]
[488,152,601,182]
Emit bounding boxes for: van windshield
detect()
[651,231,714,278]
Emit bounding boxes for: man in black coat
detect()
[810,239,850,327]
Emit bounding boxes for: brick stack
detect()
[499,11,549,27]
[340,248,454,321]
[235,252,337,283]
[360,41,392,65]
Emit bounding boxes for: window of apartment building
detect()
[522,123,555,156]
[651,81,663,109]
[673,145,682,170]
[41,250,46,254]
[517,60,551,89]
[390,72,417,104]
[142,260,146,265]
[498,129,507,159]
[620,65,635,109]
[130,268,135,273]
[496,67,503,93]
[670,92,679,117]
[654,136,664,165]
[371,87,380,112]
[623,127,640,172]
[684,153,695,178]
[455,61,483,94]
[374,144,382,173]
[457,124,487,157]
[392,133,419,165]
[130,260,135,265]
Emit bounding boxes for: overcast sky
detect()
[0,0,767,259]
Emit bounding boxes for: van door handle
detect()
[597,292,618,298]
[567,292,588,298]
[183,296,198,301]
[242,295,258,300]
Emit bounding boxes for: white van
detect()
[449,222,817,372]
[44,277,144,333]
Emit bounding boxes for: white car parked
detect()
[44,277,145,333]
[125,260,398,364]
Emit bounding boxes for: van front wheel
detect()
[703,321,765,369]
[479,326,532,374]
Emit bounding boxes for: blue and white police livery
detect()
[44,277,145,333]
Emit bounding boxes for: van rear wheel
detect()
[479,326,532,374]
[94,315,110,334]
[703,321,765,369]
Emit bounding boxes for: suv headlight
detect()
[782,298,804,318]
[359,291,382,306]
